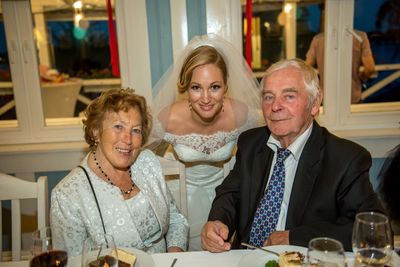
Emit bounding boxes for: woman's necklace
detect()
[92,150,135,195]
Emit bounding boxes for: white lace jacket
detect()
[50,149,188,256]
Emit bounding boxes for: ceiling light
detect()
[284,3,292,14]
[73,1,83,9]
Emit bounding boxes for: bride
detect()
[150,34,263,250]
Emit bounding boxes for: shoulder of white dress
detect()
[137,149,163,170]
[139,148,157,159]
[51,170,86,202]
[135,150,165,185]
[55,167,83,187]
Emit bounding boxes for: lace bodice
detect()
[152,107,263,151]
[164,130,239,157]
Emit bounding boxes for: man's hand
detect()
[263,230,289,246]
[201,220,231,252]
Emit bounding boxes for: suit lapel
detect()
[286,122,325,228]
[245,139,274,230]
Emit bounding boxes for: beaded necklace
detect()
[92,150,135,195]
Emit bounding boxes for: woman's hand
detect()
[167,246,184,252]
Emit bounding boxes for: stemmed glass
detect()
[307,237,347,267]
[81,234,118,267]
[352,212,393,266]
[30,227,68,267]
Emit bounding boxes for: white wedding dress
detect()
[150,34,264,251]
[163,130,239,251]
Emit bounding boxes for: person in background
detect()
[305,30,376,104]
[50,88,188,256]
[201,59,384,252]
[379,144,400,235]
[150,34,263,250]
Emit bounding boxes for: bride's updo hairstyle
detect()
[177,46,228,94]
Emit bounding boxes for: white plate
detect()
[238,245,307,267]
[68,247,154,267]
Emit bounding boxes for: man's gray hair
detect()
[260,58,321,105]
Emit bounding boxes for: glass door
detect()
[30,0,119,122]
[0,6,17,126]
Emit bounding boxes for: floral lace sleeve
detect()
[165,184,189,250]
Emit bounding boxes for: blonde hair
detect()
[83,88,152,147]
[177,45,228,94]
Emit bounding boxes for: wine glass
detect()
[352,212,393,266]
[307,237,347,267]
[81,234,118,267]
[30,227,68,267]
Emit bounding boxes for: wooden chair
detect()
[0,173,48,262]
[223,156,236,178]
[41,78,82,118]
[157,156,188,217]
[157,154,236,219]
[395,234,400,251]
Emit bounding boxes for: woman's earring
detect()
[188,101,193,111]
[222,99,225,113]
[93,137,99,147]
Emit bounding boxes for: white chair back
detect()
[223,156,236,178]
[157,156,187,217]
[0,173,48,262]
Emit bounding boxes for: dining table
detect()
[0,246,399,267]
[0,249,247,267]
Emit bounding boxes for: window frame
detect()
[0,0,84,145]
[0,0,398,158]
[317,0,399,157]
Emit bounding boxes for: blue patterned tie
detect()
[249,148,291,247]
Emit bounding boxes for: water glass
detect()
[307,237,347,267]
[30,227,68,267]
[352,212,392,266]
[81,234,118,267]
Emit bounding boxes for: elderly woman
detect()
[50,88,188,257]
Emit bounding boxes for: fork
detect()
[241,242,280,256]
[170,258,178,267]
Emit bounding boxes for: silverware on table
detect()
[170,257,178,267]
[240,242,280,256]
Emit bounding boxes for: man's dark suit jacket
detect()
[208,122,384,251]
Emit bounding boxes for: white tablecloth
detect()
[1,249,399,267]
[0,249,248,267]
[152,250,248,267]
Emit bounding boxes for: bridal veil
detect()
[150,34,264,143]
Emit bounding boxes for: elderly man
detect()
[201,59,383,252]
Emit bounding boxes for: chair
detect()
[223,156,236,178]
[0,174,48,262]
[41,78,82,118]
[157,154,236,219]
[157,156,188,217]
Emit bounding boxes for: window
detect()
[35,1,120,120]
[0,16,16,123]
[0,0,120,144]
[0,0,398,156]
[240,0,399,156]
[354,0,400,104]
